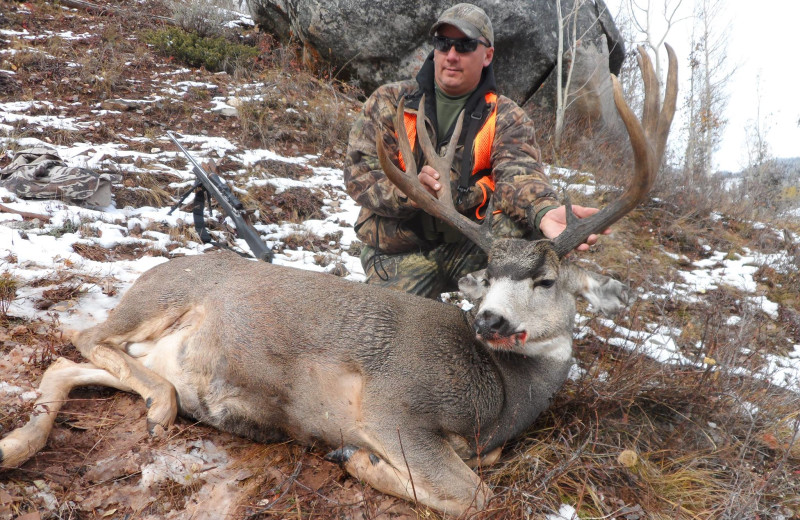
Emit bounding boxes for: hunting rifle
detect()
[167,131,273,262]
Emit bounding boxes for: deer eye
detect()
[534,279,555,289]
[480,277,490,288]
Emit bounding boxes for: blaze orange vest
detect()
[397,93,498,220]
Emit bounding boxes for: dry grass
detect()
[165,0,242,39]
[270,186,325,222]
[279,230,334,253]
[480,331,800,519]
[115,172,180,209]
[531,107,631,179]
[0,272,17,319]
[242,184,326,225]
[245,159,314,180]
[236,64,361,154]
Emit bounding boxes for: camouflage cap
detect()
[430,3,494,46]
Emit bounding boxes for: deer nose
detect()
[475,310,510,337]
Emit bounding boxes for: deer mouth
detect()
[479,331,529,350]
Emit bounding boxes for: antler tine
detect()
[377,96,434,210]
[394,97,417,177]
[638,46,660,139]
[414,94,463,211]
[377,94,495,253]
[656,44,679,160]
[552,43,678,258]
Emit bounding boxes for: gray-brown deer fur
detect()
[0,45,677,515]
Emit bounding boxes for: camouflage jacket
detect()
[0,146,114,208]
[344,53,558,254]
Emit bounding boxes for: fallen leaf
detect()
[760,433,780,450]
[0,489,20,504]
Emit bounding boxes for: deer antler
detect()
[551,43,678,258]
[377,95,495,253]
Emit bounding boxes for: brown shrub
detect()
[250,159,314,180]
[248,185,325,224]
[0,272,17,318]
[72,242,110,262]
[237,66,361,154]
[115,172,181,209]
[278,230,342,253]
[272,186,325,222]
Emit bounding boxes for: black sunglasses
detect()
[432,35,490,54]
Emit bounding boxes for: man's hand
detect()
[539,205,611,252]
[407,165,443,208]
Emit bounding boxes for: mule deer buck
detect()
[0,45,676,515]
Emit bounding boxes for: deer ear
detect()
[459,269,489,300]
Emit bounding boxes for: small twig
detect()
[0,203,50,223]
[280,477,351,505]
[267,462,303,505]
[272,460,303,501]
[396,428,418,505]
[90,471,142,488]
[243,461,309,520]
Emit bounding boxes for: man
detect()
[345,3,604,298]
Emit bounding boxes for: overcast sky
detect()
[604,0,800,172]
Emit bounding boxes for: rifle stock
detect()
[167,132,273,262]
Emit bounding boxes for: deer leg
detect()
[76,342,178,435]
[87,344,177,434]
[0,358,132,469]
[329,438,489,515]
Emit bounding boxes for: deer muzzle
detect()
[474,310,528,350]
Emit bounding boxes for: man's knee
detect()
[361,246,443,298]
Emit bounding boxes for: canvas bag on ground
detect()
[0,146,114,208]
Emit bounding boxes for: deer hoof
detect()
[147,420,168,437]
[326,446,382,467]
[143,393,178,435]
[325,445,361,463]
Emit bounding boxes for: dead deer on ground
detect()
[0,45,676,515]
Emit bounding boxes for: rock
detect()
[244,0,624,108]
[211,101,239,118]
[528,35,622,130]
[100,99,141,112]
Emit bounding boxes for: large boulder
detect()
[527,33,625,134]
[245,0,625,109]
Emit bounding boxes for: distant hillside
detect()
[775,156,800,172]
[721,156,800,177]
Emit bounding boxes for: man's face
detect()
[433,24,494,97]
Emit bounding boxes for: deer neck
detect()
[476,337,573,450]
